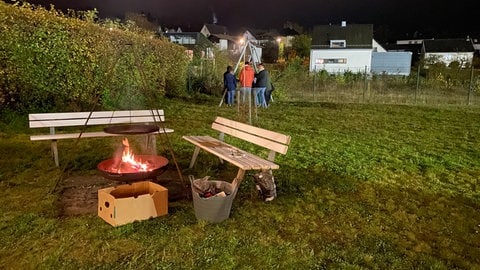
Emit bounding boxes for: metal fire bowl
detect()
[97,155,169,182]
[104,124,159,135]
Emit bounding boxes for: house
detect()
[422,38,475,67]
[280,21,303,48]
[163,31,214,60]
[310,22,375,74]
[200,23,244,54]
[310,21,412,75]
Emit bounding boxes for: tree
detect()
[290,34,311,59]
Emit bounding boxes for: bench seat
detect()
[182,135,279,170]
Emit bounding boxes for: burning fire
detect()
[116,138,148,172]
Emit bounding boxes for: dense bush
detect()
[0,2,189,113]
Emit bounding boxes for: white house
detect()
[310,22,375,74]
[422,38,475,67]
[310,22,412,75]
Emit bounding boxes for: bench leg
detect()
[232,169,246,188]
[51,140,59,167]
[188,146,201,169]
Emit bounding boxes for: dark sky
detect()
[24,0,478,41]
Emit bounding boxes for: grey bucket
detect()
[189,176,238,223]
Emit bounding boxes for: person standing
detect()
[223,66,237,106]
[238,61,255,104]
[253,62,268,108]
[265,76,274,107]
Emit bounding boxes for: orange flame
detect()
[118,138,148,172]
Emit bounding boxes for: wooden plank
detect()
[29,110,164,120]
[214,116,291,145]
[183,135,279,170]
[212,122,289,155]
[29,117,164,128]
[30,128,174,141]
[29,110,166,128]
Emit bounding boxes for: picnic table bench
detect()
[29,109,173,166]
[183,116,291,188]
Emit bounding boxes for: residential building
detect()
[163,31,214,60]
[310,21,412,75]
[310,22,375,73]
[422,38,475,67]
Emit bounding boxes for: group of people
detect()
[223,61,273,108]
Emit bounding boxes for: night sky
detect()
[22,0,479,41]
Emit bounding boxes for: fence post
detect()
[363,66,367,103]
[468,65,474,105]
[415,65,421,104]
[313,68,316,101]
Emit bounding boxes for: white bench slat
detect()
[29,110,166,128]
[29,116,164,128]
[29,110,164,120]
[30,128,174,141]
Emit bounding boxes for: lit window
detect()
[330,40,346,48]
[316,58,347,64]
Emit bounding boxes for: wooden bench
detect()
[183,116,291,188]
[29,109,174,166]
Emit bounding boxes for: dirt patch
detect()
[58,167,190,217]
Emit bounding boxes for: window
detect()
[315,58,347,64]
[169,35,196,45]
[330,40,346,48]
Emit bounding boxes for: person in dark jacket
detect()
[223,66,237,106]
[253,63,268,108]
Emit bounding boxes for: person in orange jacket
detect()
[238,61,255,104]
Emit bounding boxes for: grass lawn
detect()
[0,98,479,269]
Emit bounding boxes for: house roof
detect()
[423,39,475,53]
[209,34,239,42]
[312,24,373,49]
[203,24,228,35]
[280,27,301,36]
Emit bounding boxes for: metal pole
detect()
[468,65,474,105]
[363,66,367,103]
[313,68,316,101]
[415,65,420,104]
[249,86,252,124]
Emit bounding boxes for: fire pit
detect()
[97,138,168,182]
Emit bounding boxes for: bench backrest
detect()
[212,117,291,160]
[29,110,166,128]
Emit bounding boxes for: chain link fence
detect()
[278,66,480,106]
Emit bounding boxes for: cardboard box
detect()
[98,181,168,227]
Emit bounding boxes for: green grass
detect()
[1,99,479,269]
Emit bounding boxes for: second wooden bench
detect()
[182,116,291,187]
